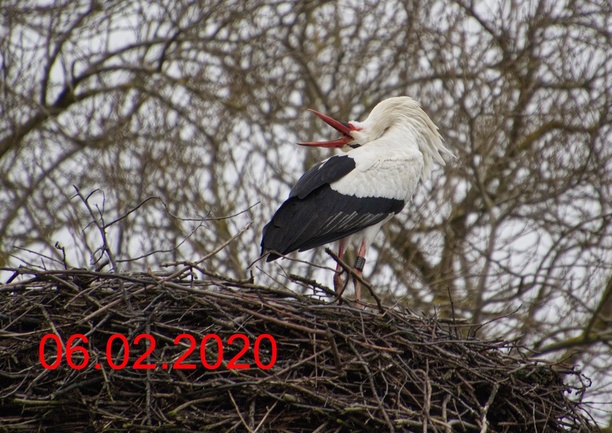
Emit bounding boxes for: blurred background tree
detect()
[1,0,610,426]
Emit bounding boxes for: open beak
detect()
[298,109,355,148]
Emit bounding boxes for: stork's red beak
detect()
[298,109,356,148]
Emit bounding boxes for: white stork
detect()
[261,96,452,301]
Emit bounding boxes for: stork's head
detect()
[299,96,454,179]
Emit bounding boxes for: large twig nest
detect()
[0,266,595,432]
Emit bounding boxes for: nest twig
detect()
[0,266,596,432]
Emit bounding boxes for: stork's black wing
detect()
[288,155,356,199]
[261,155,404,261]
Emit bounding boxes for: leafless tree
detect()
[1,0,610,426]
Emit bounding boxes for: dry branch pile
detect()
[0,265,595,432]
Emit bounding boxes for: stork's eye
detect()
[348,143,361,149]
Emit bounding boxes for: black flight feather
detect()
[261,155,404,261]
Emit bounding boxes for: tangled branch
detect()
[0,265,595,432]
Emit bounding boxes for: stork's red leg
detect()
[352,240,368,302]
[333,238,347,293]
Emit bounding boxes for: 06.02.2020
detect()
[39,333,277,371]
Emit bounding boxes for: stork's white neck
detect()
[344,96,452,181]
[353,121,441,182]
[393,122,444,181]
